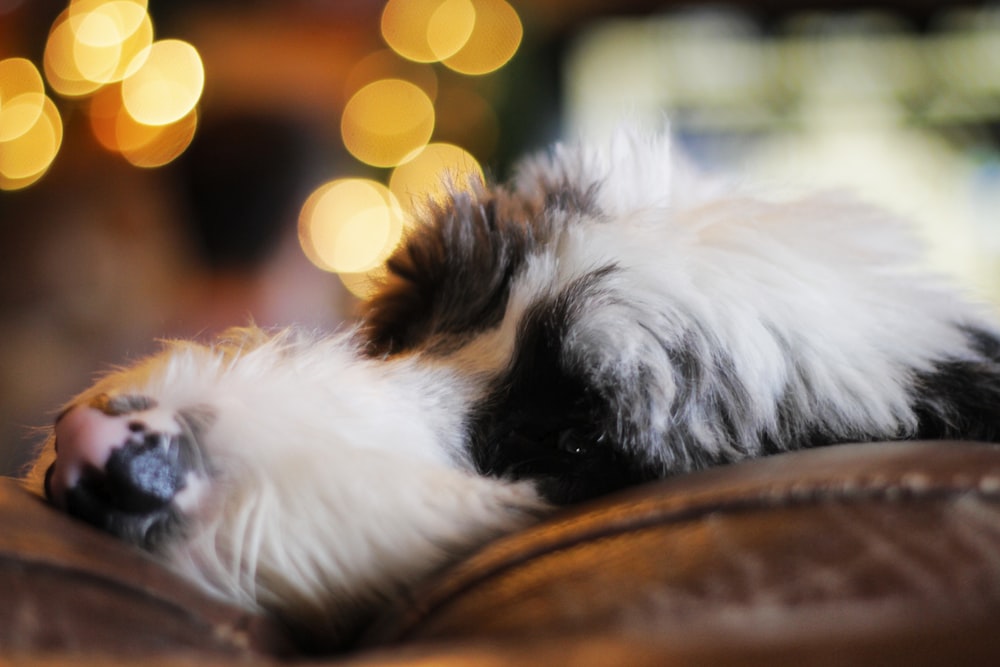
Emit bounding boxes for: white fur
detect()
[28,328,544,640]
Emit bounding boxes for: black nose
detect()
[103,432,186,513]
[62,430,187,547]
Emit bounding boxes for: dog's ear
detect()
[360,165,600,357]
[361,190,542,356]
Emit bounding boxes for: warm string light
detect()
[301,0,522,291]
[340,78,436,168]
[299,179,405,274]
[0,58,63,190]
[0,0,203,190]
[46,0,154,96]
[89,83,198,168]
[380,0,522,74]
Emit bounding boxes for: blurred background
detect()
[2,0,999,476]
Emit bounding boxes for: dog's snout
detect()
[103,431,185,513]
[47,399,189,544]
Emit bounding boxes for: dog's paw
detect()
[44,393,210,548]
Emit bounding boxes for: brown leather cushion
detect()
[0,478,292,659]
[4,441,1000,665]
[362,441,1000,664]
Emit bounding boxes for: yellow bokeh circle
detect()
[88,83,197,168]
[119,111,198,168]
[443,0,522,75]
[299,179,406,274]
[69,0,149,45]
[0,57,45,101]
[0,58,46,141]
[341,79,435,168]
[45,10,105,97]
[389,142,484,211]
[121,39,204,126]
[71,15,123,84]
[0,95,63,190]
[0,93,47,143]
[45,4,153,97]
[381,0,476,64]
[73,4,153,84]
[427,0,477,60]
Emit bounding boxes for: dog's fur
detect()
[24,129,1000,648]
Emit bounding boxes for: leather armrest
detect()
[362,441,1000,665]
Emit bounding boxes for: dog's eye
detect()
[554,426,606,457]
[557,430,587,455]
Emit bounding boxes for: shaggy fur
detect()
[24,128,1000,649]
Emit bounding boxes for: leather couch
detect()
[4,440,1000,665]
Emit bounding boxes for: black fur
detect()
[470,267,658,504]
[912,326,1000,442]
[364,192,543,355]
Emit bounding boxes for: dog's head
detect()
[360,134,721,503]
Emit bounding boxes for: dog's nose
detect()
[46,400,188,544]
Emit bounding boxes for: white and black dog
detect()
[23,129,1000,647]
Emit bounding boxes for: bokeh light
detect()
[44,3,153,98]
[381,0,476,64]
[89,84,197,168]
[341,79,435,167]
[427,0,477,60]
[121,39,204,126]
[75,3,153,82]
[0,58,46,142]
[0,95,63,190]
[44,9,105,97]
[442,0,522,75]
[40,2,203,172]
[299,179,406,274]
[71,17,124,84]
[119,110,198,168]
[389,142,483,211]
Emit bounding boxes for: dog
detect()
[23,128,1000,649]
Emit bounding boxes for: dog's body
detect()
[25,129,1000,647]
